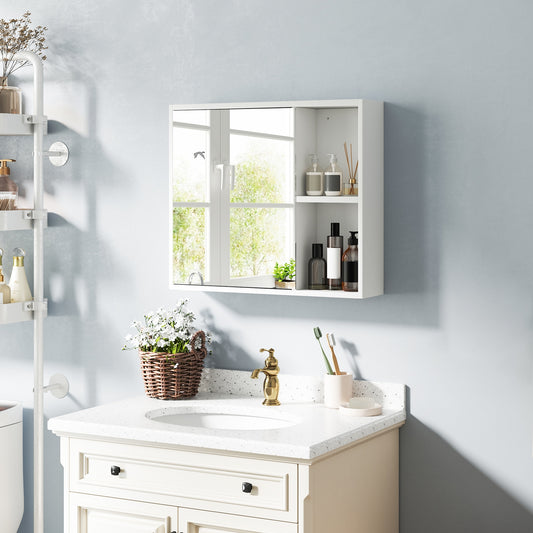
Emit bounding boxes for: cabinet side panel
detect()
[60,437,70,533]
[308,428,399,533]
[294,108,317,196]
[298,464,312,533]
[359,100,384,298]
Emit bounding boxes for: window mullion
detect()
[218,110,231,286]
[208,110,222,285]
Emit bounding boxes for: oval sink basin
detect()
[146,407,298,431]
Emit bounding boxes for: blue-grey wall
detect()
[1,1,532,532]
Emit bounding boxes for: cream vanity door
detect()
[70,493,177,533]
[179,508,297,533]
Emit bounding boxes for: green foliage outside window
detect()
[230,153,289,278]
[173,207,205,284]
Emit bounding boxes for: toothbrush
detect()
[313,327,334,375]
[326,333,342,375]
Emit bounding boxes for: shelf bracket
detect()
[24,209,48,221]
[24,114,47,126]
[24,299,48,313]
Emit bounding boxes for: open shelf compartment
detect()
[292,101,378,298]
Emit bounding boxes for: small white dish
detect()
[339,396,382,417]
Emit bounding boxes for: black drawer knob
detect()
[242,481,253,493]
[110,465,121,476]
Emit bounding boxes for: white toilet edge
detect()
[0,401,23,427]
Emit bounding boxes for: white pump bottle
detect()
[9,248,32,303]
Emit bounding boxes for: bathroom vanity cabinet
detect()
[50,376,406,533]
[56,425,399,533]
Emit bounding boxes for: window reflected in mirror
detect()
[171,107,294,288]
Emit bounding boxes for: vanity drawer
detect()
[69,438,298,522]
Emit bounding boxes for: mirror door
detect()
[171,107,294,288]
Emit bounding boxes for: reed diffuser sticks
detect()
[343,141,359,196]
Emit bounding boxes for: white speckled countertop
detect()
[48,370,406,460]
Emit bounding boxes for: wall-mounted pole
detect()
[13,50,45,533]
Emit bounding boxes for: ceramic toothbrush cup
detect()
[324,373,353,408]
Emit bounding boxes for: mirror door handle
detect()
[216,164,235,190]
[216,163,225,190]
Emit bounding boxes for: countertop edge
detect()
[48,405,406,461]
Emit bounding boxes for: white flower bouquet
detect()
[123,299,199,354]
[124,300,208,400]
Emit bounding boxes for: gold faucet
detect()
[251,348,280,406]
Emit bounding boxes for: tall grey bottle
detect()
[308,243,327,289]
[326,222,343,290]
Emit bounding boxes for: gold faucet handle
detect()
[260,348,279,369]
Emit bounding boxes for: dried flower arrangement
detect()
[0,11,47,80]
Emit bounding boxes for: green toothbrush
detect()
[313,327,334,375]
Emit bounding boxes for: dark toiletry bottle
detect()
[342,231,358,292]
[308,243,327,289]
[326,222,343,290]
[324,154,342,196]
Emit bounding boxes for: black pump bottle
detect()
[342,231,358,292]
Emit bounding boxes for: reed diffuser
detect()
[343,141,359,196]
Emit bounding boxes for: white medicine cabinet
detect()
[169,99,383,299]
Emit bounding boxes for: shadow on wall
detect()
[200,307,256,370]
[41,120,128,408]
[337,337,362,379]
[401,416,533,533]
[38,45,137,404]
[384,103,441,302]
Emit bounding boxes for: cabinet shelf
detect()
[295,195,359,204]
[0,210,48,231]
[0,113,47,135]
[178,284,366,299]
[0,300,47,325]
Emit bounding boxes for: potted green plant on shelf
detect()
[0,11,47,114]
[123,300,210,400]
[273,258,296,289]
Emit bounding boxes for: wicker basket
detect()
[139,330,207,400]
